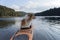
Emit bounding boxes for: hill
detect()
[35,8,60,16]
[0,5,27,17]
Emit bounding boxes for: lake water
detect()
[0,17,60,40]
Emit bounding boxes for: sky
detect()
[0,0,60,13]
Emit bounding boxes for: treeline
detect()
[0,5,26,17]
[35,8,60,16]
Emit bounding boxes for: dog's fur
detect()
[21,14,34,27]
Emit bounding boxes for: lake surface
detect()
[0,17,60,40]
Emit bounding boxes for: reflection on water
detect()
[0,20,15,28]
[0,17,60,40]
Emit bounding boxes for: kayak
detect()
[10,27,33,40]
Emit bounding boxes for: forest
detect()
[35,8,60,16]
[0,5,27,17]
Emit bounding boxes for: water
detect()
[0,17,60,40]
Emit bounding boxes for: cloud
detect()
[25,1,39,9]
[10,5,20,11]
[10,0,60,13]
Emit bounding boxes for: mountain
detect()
[0,5,27,17]
[15,11,27,17]
[35,8,60,16]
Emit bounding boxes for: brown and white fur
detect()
[21,13,35,28]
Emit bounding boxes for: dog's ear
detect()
[21,19,26,26]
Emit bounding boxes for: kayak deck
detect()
[10,27,33,40]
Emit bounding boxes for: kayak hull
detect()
[10,27,33,40]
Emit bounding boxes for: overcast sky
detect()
[0,0,60,13]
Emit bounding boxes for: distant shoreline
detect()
[0,16,23,18]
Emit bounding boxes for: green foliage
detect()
[0,5,26,17]
[35,8,60,16]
